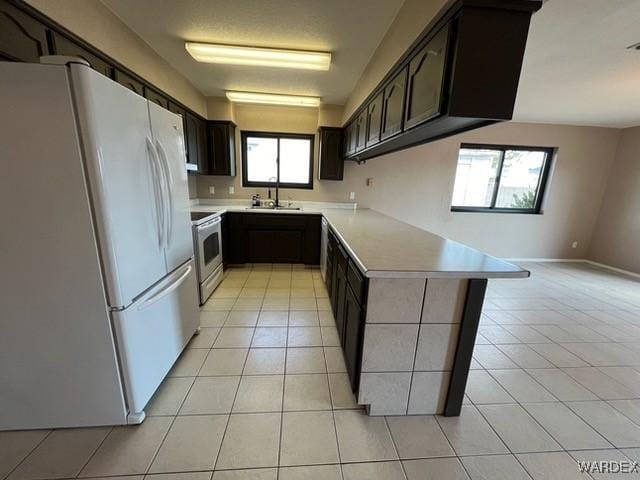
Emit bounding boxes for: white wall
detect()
[338,122,620,259]
[588,126,640,273]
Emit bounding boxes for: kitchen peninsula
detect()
[192,202,528,416]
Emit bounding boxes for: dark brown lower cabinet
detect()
[247,230,303,263]
[325,227,368,393]
[222,213,321,265]
[334,261,347,344]
[343,284,365,392]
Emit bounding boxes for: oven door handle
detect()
[197,217,221,232]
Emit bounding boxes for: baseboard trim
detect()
[503,258,585,263]
[582,260,640,280]
[502,258,640,280]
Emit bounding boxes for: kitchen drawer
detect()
[347,260,367,306]
[243,213,308,229]
[336,243,348,271]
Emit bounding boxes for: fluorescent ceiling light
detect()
[226,91,321,108]
[185,42,331,70]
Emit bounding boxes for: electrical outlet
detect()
[349,192,356,200]
[571,241,578,249]
[209,186,215,195]
[229,186,235,194]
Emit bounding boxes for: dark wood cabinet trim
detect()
[3,0,206,123]
[0,2,48,62]
[342,0,541,163]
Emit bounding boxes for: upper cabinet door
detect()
[114,69,144,96]
[195,116,209,174]
[343,123,355,157]
[185,112,209,174]
[380,67,408,140]
[366,93,383,147]
[50,32,113,78]
[0,3,49,62]
[355,110,367,152]
[144,86,169,109]
[404,26,449,130]
[208,121,236,176]
[318,127,344,181]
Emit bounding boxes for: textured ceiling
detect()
[514,0,640,127]
[101,0,404,104]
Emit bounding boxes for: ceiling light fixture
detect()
[185,42,331,70]
[226,91,321,108]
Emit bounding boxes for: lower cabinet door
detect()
[247,229,303,263]
[335,263,347,345]
[325,255,334,301]
[343,285,364,393]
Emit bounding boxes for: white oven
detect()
[194,216,223,304]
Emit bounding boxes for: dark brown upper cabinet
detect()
[168,101,186,119]
[342,0,541,162]
[366,92,383,147]
[355,110,367,152]
[318,127,344,181]
[114,69,144,96]
[185,112,208,174]
[208,120,237,176]
[380,67,408,141]
[344,123,356,157]
[50,32,113,78]
[0,2,49,62]
[2,0,214,177]
[144,86,169,109]
[404,25,448,130]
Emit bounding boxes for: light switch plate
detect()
[229,186,235,194]
[209,186,215,195]
[349,192,356,200]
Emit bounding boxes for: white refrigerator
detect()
[0,58,199,430]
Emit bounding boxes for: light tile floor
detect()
[3,262,640,479]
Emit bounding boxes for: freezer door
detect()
[112,260,199,415]
[70,64,166,308]
[148,102,194,272]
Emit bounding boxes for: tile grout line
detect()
[321,312,346,480]
[213,268,264,473]
[382,416,409,480]
[275,291,290,480]
[3,429,54,480]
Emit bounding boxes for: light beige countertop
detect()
[190,201,529,280]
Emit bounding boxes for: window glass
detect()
[279,138,311,184]
[245,136,278,183]
[495,150,547,209]
[451,145,552,213]
[452,148,502,207]
[242,132,313,188]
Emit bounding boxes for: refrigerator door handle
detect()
[137,262,192,311]
[155,139,174,248]
[145,136,165,249]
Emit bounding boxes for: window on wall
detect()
[451,144,554,214]
[241,131,314,189]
